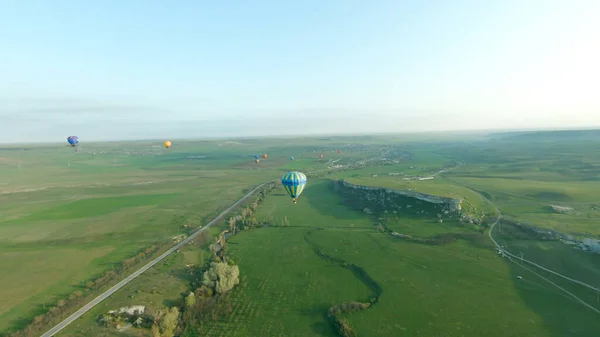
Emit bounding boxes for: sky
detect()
[0,0,599,143]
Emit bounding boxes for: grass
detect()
[4,130,600,337]
[204,228,374,337]
[12,193,180,223]
[0,140,279,334]
[0,137,379,335]
[193,177,600,336]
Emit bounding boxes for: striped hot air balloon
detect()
[281,171,307,204]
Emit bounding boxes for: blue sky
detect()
[1,0,599,143]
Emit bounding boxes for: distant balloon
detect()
[281,171,307,204]
[255,159,260,163]
[67,136,79,147]
[254,154,259,159]
[164,141,172,148]
[263,154,268,159]
[319,154,324,159]
[337,149,341,155]
[290,156,295,161]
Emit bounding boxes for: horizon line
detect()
[2,125,600,146]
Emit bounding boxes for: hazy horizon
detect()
[1,0,599,143]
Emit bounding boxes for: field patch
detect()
[12,193,180,223]
[254,179,374,228]
[309,230,600,337]
[0,246,115,331]
[202,228,373,337]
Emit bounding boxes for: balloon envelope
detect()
[263,154,268,159]
[67,136,79,147]
[254,154,259,159]
[290,156,295,161]
[255,159,260,163]
[281,171,307,203]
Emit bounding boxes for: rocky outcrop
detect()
[334,180,463,216]
[504,219,600,255]
[550,205,573,214]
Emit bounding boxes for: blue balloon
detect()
[67,136,79,147]
[290,156,295,161]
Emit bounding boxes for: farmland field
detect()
[3,131,600,337]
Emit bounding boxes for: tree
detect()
[161,307,179,337]
[152,307,179,337]
[202,262,240,294]
[228,217,237,234]
[185,292,196,308]
[151,323,161,337]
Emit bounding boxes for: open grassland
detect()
[4,130,600,337]
[434,132,600,237]
[0,137,379,335]
[0,140,270,333]
[193,178,600,337]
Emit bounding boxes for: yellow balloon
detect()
[164,140,172,148]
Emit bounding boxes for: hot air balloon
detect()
[290,156,295,161]
[281,171,307,204]
[255,159,260,163]
[67,136,79,147]
[319,154,324,159]
[337,149,341,155]
[263,154,268,159]
[254,154,259,160]
[164,141,172,149]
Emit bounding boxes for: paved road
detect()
[40,181,274,337]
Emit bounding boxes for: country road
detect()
[40,180,274,337]
[487,207,600,313]
[444,175,600,298]
[488,210,600,293]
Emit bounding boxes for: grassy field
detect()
[0,137,380,335]
[0,139,294,334]
[4,130,600,337]
[193,178,600,336]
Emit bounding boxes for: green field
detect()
[0,137,381,335]
[3,131,600,337]
[197,178,600,336]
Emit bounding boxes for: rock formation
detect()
[334,180,463,216]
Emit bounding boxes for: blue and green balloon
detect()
[281,171,307,204]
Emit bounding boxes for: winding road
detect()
[40,181,274,337]
[487,206,600,313]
